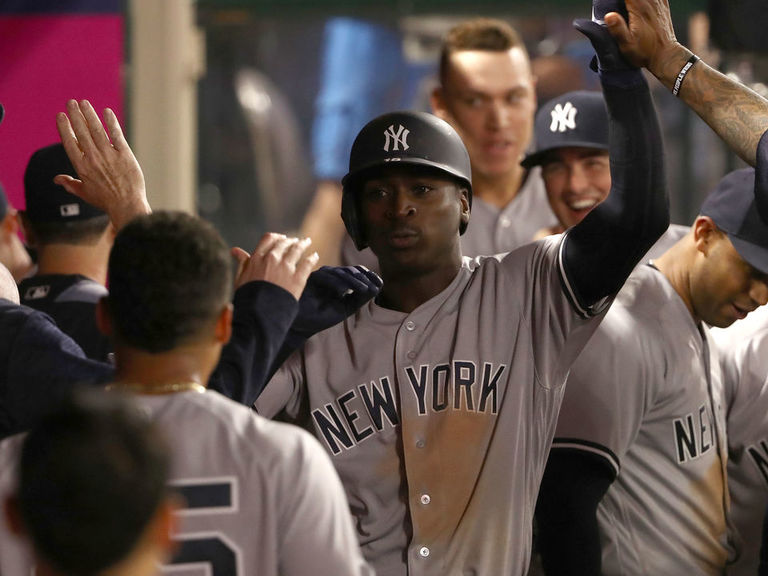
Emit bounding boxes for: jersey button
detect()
[407,350,416,359]
[420,494,431,505]
[500,217,511,228]
[415,439,425,449]
[419,546,430,558]
[405,321,416,331]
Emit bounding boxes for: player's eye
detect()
[541,163,566,178]
[363,186,389,201]
[412,184,434,195]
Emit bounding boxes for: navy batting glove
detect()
[573,18,644,88]
[293,265,382,336]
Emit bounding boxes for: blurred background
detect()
[1,0,767,252]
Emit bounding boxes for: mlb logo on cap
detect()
[24,285,50,300]
[60,203,81,218]
[521,90,609,168]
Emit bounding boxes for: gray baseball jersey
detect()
[0,390,373,576]
[552,264,736,575]
[340,166,557,268]
[256,234,610,576]
[712,305,768,576]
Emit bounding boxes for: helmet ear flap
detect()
[341,185,367,250]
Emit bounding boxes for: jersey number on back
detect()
[164,478,242,575]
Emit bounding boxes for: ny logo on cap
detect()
[25,285,50,300]
[383,124,410,152]
[60,203,81,217]
[550,102,578,133]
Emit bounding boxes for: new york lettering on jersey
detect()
[258,240,609,576]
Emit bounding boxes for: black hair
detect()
[107,211,233,352]
[16,388,171,575]
[24,214,110,245]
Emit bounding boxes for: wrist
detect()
[650,42,692,90]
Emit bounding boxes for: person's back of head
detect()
[22,143,109,246]
[106,211,233,352]
[3,389,174,576]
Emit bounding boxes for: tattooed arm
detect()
[604,0,768,166]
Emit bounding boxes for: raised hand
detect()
[232,233,319,300]
[55,99,149,230]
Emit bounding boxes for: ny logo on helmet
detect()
[549,102,578,133]
[383,124,410,152]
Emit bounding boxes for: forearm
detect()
[208,281,298,405]
[564,73,669,305]
[536,451,613,576]
[650,43,768,166]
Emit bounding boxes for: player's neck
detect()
[378,255,462,313]
[111,342,220,392]
[653,240,700,324]
[471,165,525,209]
[35,244,109,285]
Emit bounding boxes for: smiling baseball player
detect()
[253,1,671,573]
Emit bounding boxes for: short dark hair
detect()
[23,214,111,245]
[16,389,171,575]
[107,211,233,353]
[439,18,528,86]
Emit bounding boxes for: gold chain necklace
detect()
[105,382,206,395]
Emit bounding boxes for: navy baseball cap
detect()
[700,167,768,274]
[24,143,106,223]
[521,90,608,168]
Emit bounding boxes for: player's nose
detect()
[566,164,589,194]
[749,278,768,307]
[385,190,416,218]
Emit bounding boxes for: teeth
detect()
[568,199,598,210]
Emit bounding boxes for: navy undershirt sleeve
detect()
[535,449,616,576]
[208,281,299,406]
[563,72,670,308]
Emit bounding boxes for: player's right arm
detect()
[607,0,768,167]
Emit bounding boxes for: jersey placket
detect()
[395,309,446,575]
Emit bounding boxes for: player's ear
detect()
[692,216,720,256]
[215,303,233,344]
[95,296,113,337]
[459,187,470,229]
[430,86,449,121]
[4,495,26,537]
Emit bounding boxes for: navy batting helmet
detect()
[521,90,608,168]
[341,110,472,250]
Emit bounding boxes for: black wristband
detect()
[672,54,700,97]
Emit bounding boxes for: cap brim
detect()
[342,157,471,190]
[729,233,768,275]
[520,142,609,168]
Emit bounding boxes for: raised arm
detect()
[561,2,669,311]
[606,0,768,167]
[55,99,150,230]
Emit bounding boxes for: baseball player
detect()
[253,2,671,573]
[0,210,375,576]
[340,17,557,269]
[537,167,768,575]
[522,89,688,256]
[2,390,178,576]
[18,143,113,361]
[709,305,768,576]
